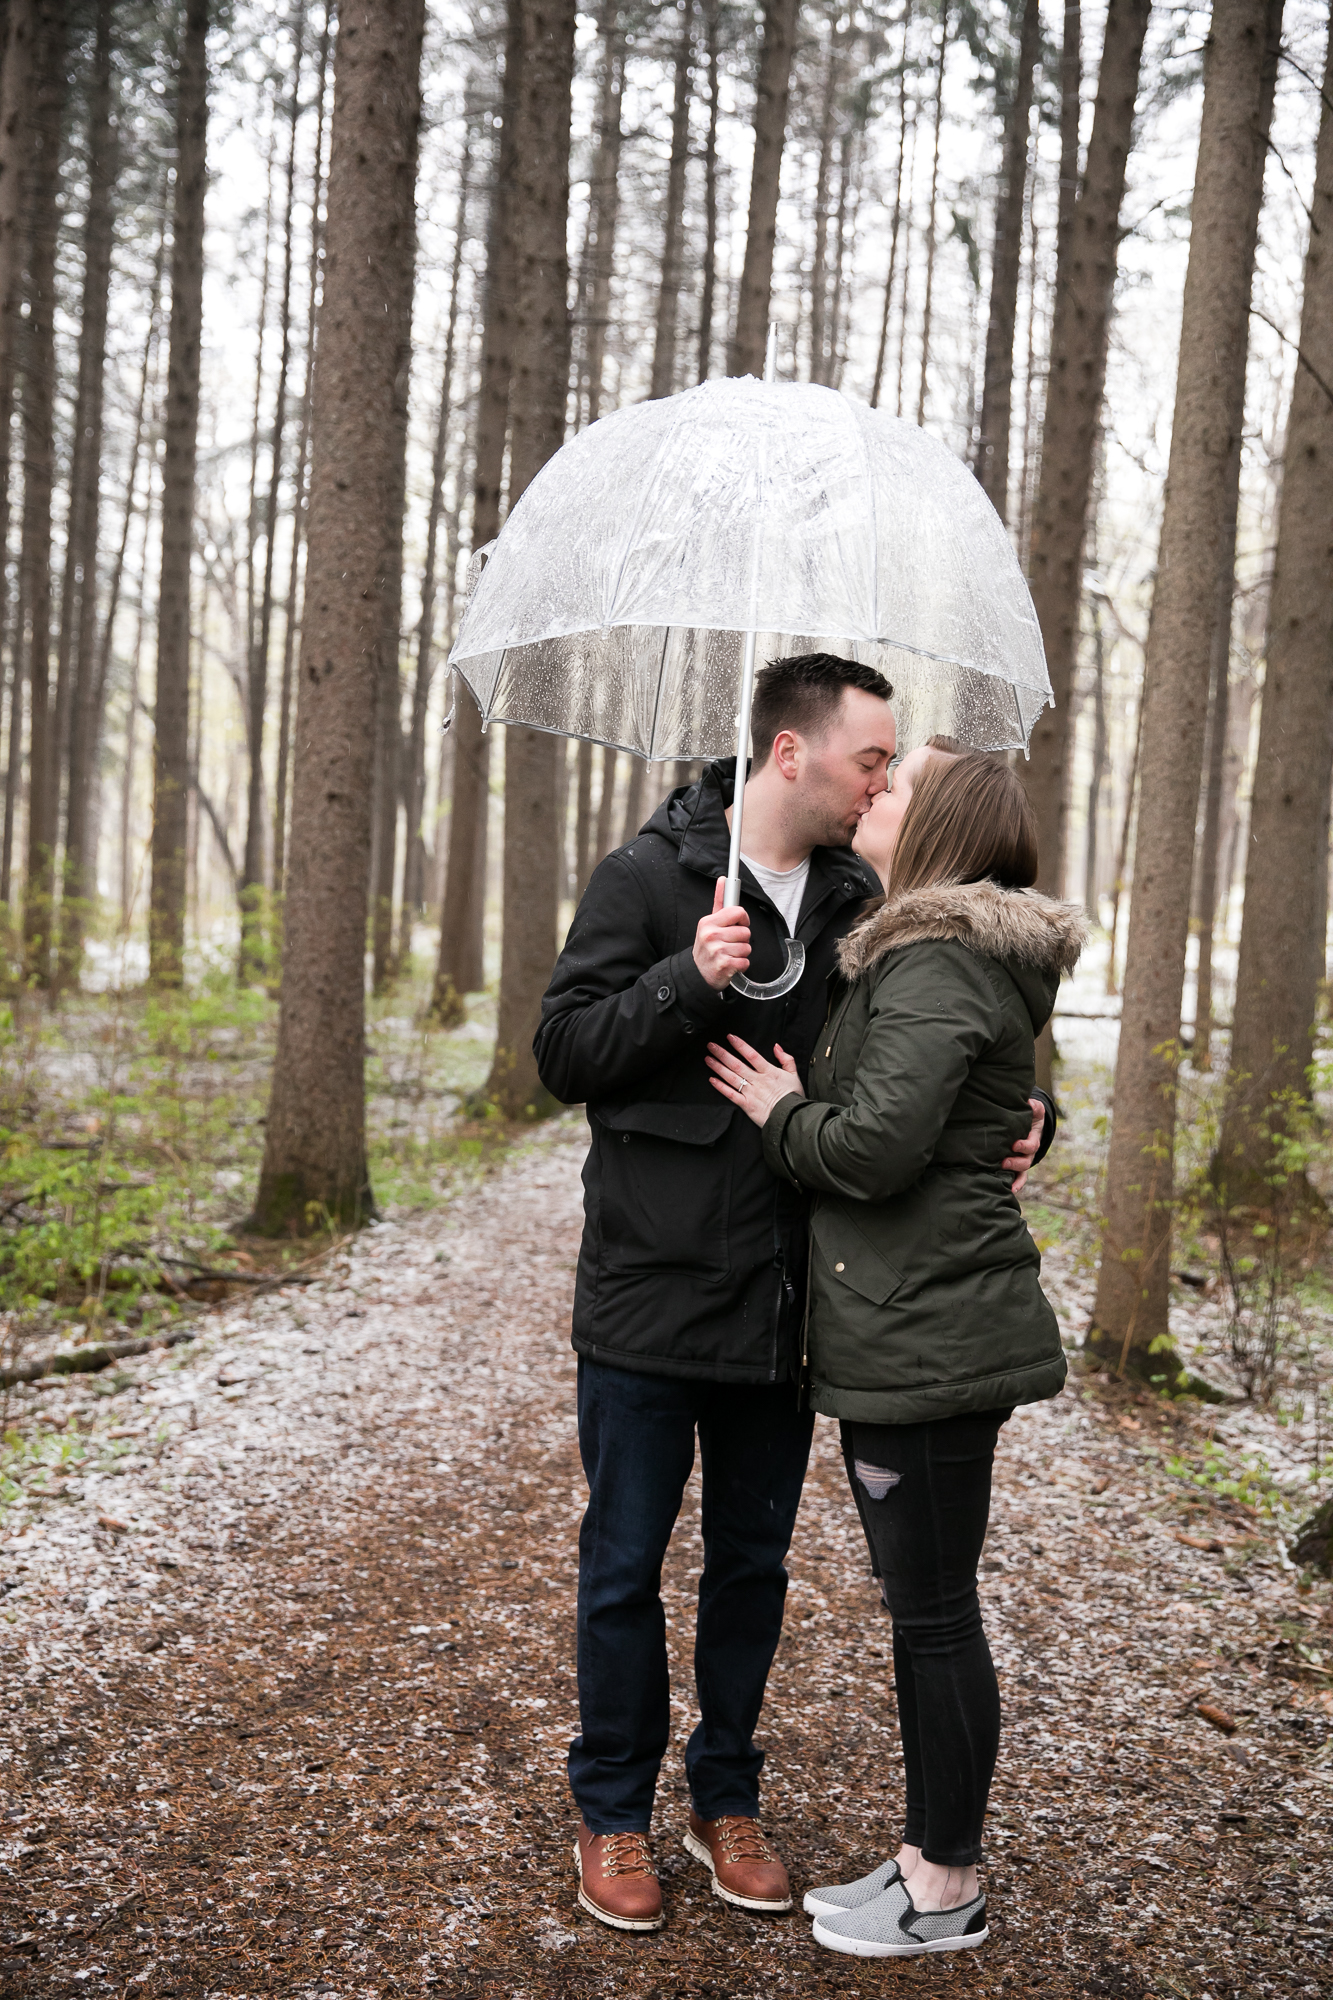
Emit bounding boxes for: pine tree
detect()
[729,0,798,374]
[1217,21,1333,1200]
[251,0,426,1232]
[149,0,210,989]
[482,0,576,1117]
[1090,0,1284,1378]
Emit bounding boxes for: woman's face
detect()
[853,745,941,887]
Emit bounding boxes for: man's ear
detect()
[772,728,802,780]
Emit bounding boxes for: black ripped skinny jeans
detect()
[840,1408,1010,1869]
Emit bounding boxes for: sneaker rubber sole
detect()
[811,1914,990,1958]
[572,1839,665,1932]
[682,1827,793,1913]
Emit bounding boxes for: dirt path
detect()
[1,1119,1330,2000]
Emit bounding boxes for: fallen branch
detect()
[0,1327,200,1391]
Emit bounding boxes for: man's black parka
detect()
[534,760,880,1386]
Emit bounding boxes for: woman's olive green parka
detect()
[761,879,1087,1425]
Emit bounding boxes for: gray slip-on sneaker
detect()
[811,1877,989,1958]
[802,1855,903,1918]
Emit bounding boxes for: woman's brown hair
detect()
[889,753,1038,896]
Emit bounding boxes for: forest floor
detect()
[1,1112,1332,2000]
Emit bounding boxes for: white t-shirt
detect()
[742,853,811,936]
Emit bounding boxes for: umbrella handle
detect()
[730,937,806,1001]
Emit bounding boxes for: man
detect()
[534,655,1050,1932]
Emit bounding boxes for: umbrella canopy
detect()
[449,374,1052,762]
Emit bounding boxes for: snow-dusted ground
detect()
[1,1118,1329,1999]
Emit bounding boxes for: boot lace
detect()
[596,1831,656,1879]
[711,1818,778,1864]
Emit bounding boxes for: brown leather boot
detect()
[684,1809,793,1911]
[574,1822,665,1931]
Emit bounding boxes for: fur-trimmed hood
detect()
[837,879,1088,981]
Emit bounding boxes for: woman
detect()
[705,753,1084,1961]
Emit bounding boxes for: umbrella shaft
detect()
[725,628,760,906]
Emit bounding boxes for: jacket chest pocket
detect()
[594,1104,734,1280]
[810,1203,903,1306]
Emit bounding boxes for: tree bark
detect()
[55,0,117,992]
[808,14,841,386]
[573,734,593,893]
[251,0,426,1233]
[274,0,331,906]
[368,83,420,997]
[696,0,720,380]
[594,744,618,861]
[483,0,575,1118]
[649,0,692,400]
[1217,20,1333,1193]
[728,0,798,376]
[914,0,948,427]
[149,0,209,990]
[1083,593,1107,916]
[0,0,33,898]
[1057,0,1081,267]
[1191,426,1242,1072]
[431,16,521,1027]
[400,119,474,963]
[975,0,1039,519]
[619,753,646,847]
[1090,0,1283,1377]
[575,0,622,425]
[1023,0,1149,906]
[871,0,912,409]
[19,0,67,982]
[240,5,307,980]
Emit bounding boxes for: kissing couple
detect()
[535,652,1084,1958]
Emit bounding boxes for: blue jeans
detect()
[569,1357,814,1834]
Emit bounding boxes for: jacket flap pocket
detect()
[594,1102,734,1146]
[811,1204,903,1306]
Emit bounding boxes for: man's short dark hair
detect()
[750,653,894,766]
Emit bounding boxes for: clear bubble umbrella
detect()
[449,333,1052,997]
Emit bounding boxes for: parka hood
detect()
[837,879,1087,981]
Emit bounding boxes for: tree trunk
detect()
[914,0,948,427]
[273,0,331,906]
[240,4,307,980]
[368,88,420,998]
[1217,20,1333,1195]
[1083,587,1107,917]
[400,120,474,965]
[576,0,622,424]
[483,0,576,1118]
[696,0,720,381]
[649,0,692,400]
[1191,427,1242,1072]
[0,0,33,900]
[1105,673,1142,995]
[19,0,67,983]
[619,753,646,846]
[573,735,593,894]
[55,0,116,992]
[594,743,618,861]
[975,0,1039,519]
[431,12,521,1027]
[1023,0,1149,906]
[251,0,426,1234]
[1090,0,1283,1378]
[728,0,798,376]
[1058,0,1081,266]
[808,15,840,386]
[871,0,912,409]
[149,0,208,990]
